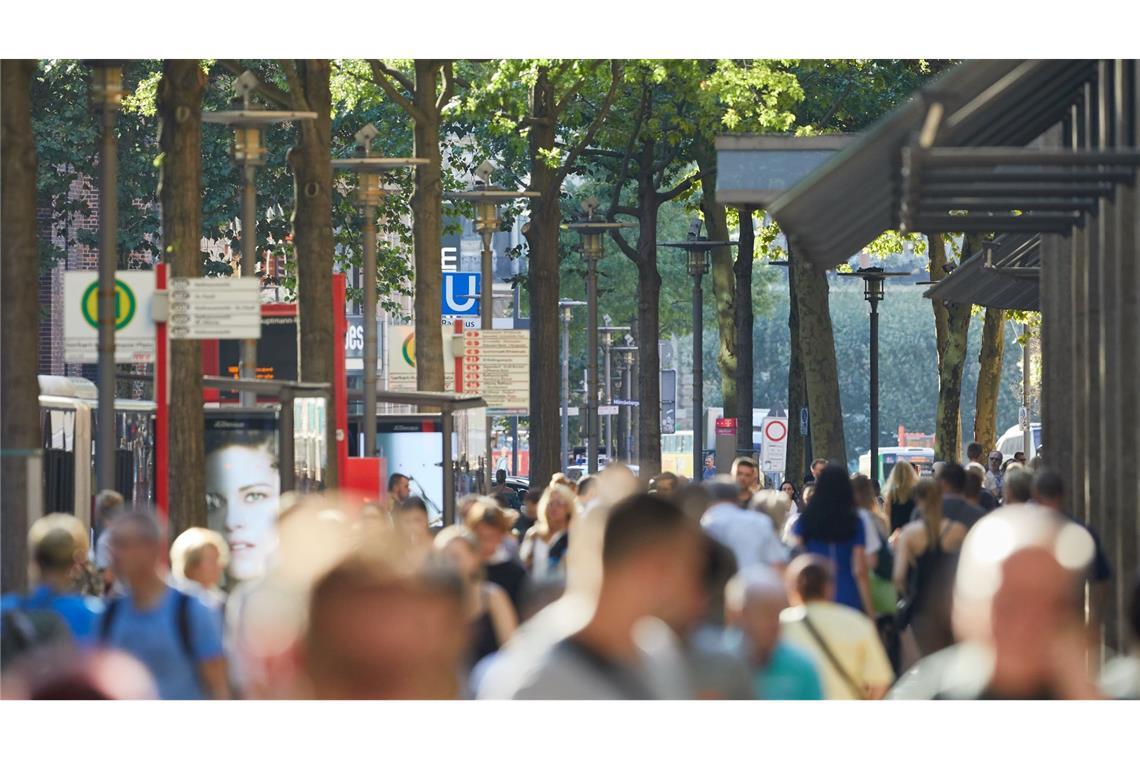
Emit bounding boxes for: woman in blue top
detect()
[792,466,873,617]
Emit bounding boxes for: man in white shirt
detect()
[700,478,787,571]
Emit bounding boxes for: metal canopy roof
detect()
[768,60,1097,268]
[923,234,1041,310]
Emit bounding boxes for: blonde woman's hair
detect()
[884,460,919,506]
[170,527,230,583]
[913,478,944,544]
[537,484,578,538]
[433,525,478,553]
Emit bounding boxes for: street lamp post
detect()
[558,300,587,471]
[612,339,638,462]
[331,124,426,457]
[567,199,634,475]
[203,71,316,406]
[88,61,123,494]
[839,258,910,482]
[659,221,716,481]
[599,321,630,465]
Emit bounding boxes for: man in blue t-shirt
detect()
[101,513,229,700]
[1,514,104,663]
[725,565,823,700]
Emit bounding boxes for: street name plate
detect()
[168,277,261,340]
[598,405,619,416]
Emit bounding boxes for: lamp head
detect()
[687,218,703,241]
[475,160,495,187]
[354,123,380,155]
[234,70,260,107]
[580,196,600,220]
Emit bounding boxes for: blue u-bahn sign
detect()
[442,272,481,317]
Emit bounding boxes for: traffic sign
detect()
[760,416,789,472]
[462,329,530,414]
[168,277,261,340]
[442,272,480,316]
[64,270,156,363]
[598,405,619,416]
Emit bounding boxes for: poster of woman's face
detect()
[205,414,280,583]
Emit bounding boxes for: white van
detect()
[995,423,1042,460]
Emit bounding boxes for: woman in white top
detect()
[519,484,576,581]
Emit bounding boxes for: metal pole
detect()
[279,388,295,493]
[1023,323,1033,455]
[586,257,600,474]
[869,295,880,482]
[362,202,378,457]
[511,416,519,475]
[240,163,258,407]
[96,102,118,494]
[442,410,455,525]
[693,270,704,481]
[481,230,494,330]
[561,308,571,472]
[621,359,632,461]
[603,337,612,464]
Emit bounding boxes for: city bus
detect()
[858,446,935,482]
[661,431,694,478]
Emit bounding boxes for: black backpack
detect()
[100,589,196,662]
[0,600,74,670]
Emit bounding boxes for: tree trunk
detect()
[698,154,736,425]
[158,60,207,537]
[287,60,338,487]
[634,178,663,478]
[790,243,846,464]
[973,307,1006,452]
[733,207,755,454]
[411,60,444,393]
[1,59,39,593]
[786,252,807,487]
[928,233,974,462]
[524,68,561,487]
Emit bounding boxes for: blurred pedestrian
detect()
[852,473,895,619]
[100,513,229,699]
[480,493,703,699]
[883,460,919,534]
[387,472,411,513]
[169,527,229,613]
[725,565,823,700]
[700,478,787,571]
[807,459,828,484]
[673,538,753,699]
[649,471,679,496]
[466,500,527,615]
[892,478,966,668]
[302,554,468,699]
[435,527,518,673]
[913,463,984,530]
[0,647,157,700]
[780,554,894,699]
[985,450,1004,501]
[92,489,125,595]
[514,490,540,540]
[731,457,761,504]
[791,466,873,617]
[394,496,433,569]
[780,480,803,515]
[964,462,998,511]
[489,469,520,509]
[519,484,575,582]
[1002,467,1033,505]
[1030,469,1112,632]
[2,514,104,668]
[890,506,1099,699]
[575,475,598,506]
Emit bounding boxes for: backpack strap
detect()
[99,597,122,642]
[173,589,195,663]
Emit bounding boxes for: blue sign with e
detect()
[442,272,481,316]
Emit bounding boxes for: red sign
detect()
[764,418,788,442]
[715,417,737,434]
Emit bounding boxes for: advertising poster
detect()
[205,410,280,584]
[377,417,444,524]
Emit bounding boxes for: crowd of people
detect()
[1,446,1137,701]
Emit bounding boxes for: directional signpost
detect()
[462,329,529,414]
[167,277,261,340]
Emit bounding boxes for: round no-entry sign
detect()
[764,419,787,443]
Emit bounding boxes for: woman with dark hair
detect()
[205,427,280,583]
[791,466,873,616]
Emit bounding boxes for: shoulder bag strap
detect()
[801,612,865,700]
[174,590,195,662]
[99,597,121,642]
